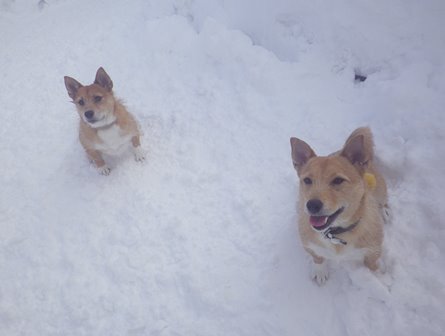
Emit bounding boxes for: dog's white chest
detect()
[95,124,132,156]
[308,240,366,263]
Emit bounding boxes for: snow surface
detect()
[1,0,444,335]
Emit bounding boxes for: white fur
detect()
[94,124,133,156]
[133,146,146,162]
[311,261,329,286]
[307,240,367,264]
[97,165,111,175]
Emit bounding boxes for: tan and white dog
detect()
[290,127,388,285]
[64,67,145,175]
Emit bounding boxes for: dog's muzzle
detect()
[309,207,344,231]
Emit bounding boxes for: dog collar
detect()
[322,220,360,245]
[95,119,117,130]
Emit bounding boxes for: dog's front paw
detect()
[97,165,111,175]
[133,146,146,162]
[312,262,329,286]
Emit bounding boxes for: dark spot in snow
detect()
[354,72,367,83]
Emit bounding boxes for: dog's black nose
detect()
[307,199,323,214]
[84,110,94,119]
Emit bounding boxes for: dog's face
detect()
[64,67,116,128]
[290,129,372,232]
[296,155,365,231]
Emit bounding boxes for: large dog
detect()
[290,127,388,285]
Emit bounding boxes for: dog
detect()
[290,127,388,285]
[64,67,145,175]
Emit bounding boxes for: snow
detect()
[0,0,444,335]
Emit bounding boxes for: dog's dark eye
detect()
[94,96,102,103]
[332,177,345,185]
[303,177,312,185]
[78,99,85,106]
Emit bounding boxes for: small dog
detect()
[64,67,145,175]
[290,127,388,285]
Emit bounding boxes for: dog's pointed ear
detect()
[290,137,316,172]
[94,67,113,91]
[341,127,374,166]
[341,134,365,164]
[64,76,83,100]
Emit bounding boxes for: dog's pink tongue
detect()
[310,216,328,228]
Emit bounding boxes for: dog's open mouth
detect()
[309,207,344,231]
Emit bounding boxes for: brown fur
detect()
[64,67,144,174]
[290,127,388,283]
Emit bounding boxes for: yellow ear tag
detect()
[364,173,376,190]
